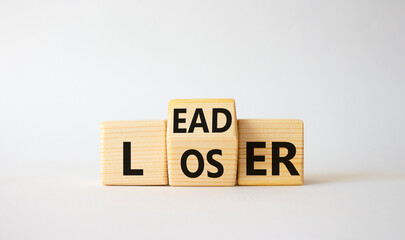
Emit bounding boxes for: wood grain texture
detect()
[167,99,238,186]
[101,120,168,185]
[237,119,304,185]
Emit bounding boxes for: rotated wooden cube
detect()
[167,99,238,186]
[101,120,168,185]
[238,119,303,185]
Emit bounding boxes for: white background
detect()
[1,0,404,239]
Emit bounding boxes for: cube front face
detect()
[167,138,238,186]
[167,99,238,186]
[101,120,168,185]
[238,119,303,185]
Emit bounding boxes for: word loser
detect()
[101,99,303,186]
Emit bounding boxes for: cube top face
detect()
[167,99,238,186]
[101,120,168,185]
[167,99,237,139]
[237,119,303,186]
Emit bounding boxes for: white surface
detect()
[0,0,404,239]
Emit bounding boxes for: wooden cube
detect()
[101,120,168,185]
[167,99,238,186]
[238,119,303,185]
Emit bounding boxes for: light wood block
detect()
[238,119,304,185]
[167,99,238,186]
[101,120,168,185]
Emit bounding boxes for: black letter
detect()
[246,142,267,175]
[212,108,232,133]
[123,142,143,175]
[207,149,224,178]
[188,108,209,133]
[173,108,187,133]
[181,149,204,178]
[272,142,299,175]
